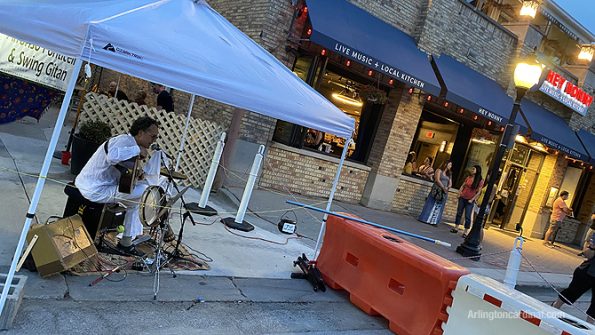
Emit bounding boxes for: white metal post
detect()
[313,138,352,259]
[0,58,83,318]
[235,145,265,224]
[199,132,226,208]
[175,94,195,171]
[503,237,524,289]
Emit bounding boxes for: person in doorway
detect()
[416,156,435,181]
[108,81,129,101]
[152,84,174,112]
[451,165,484,237]
[75,116,164,256]
[543,191,573,247]
[418,160,452,226]
[403,151,417,174]
[552,232,595,324]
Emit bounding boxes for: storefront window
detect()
[406,110,459,180]
[459,128,499,184]
[272,54,385,164]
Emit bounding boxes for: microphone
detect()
[150,144,173,159]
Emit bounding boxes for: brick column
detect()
[361,87,424,209]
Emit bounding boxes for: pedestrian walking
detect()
[451,165,483,237]
[418,160,452,226]
[552,233,595,324]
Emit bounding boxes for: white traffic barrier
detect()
[504,237,523,289]
[198,132,226,208]
[442,274,595,335]
[235,145,265,224]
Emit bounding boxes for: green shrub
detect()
[78,120,112,144]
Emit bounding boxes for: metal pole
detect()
[457,92,524,258]
[287,200,451,247]
[313,138,352,259]
[0,58,83,318]
[199,132,226,208]
[175,94,195,171]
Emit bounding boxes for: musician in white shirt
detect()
[75,116,160,256]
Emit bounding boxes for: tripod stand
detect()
[157,151,202,265]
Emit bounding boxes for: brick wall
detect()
[259,144,370,202]
[347,0,425,37]
[527,153,558,213]
[417,0,517,86]
[391,175,459,223]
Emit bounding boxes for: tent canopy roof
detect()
[0,0,354,138]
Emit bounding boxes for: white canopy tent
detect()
[0,0,354,315]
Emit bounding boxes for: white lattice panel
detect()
[80,93,223,189]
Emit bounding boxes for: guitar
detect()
[115,156,142,194]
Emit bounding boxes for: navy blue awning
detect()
[433,55,513,124]
[306,0,441,96]
[517,100,589,161]
[576,130,595,164]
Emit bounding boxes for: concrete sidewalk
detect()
[221,185,583,289]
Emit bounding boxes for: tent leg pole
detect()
[0,58,83,318]
[175,94,195,171]
[313,137,351,259]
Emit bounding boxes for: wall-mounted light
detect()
[408,87,414,95]
[389,79,394,86]
[487,121,492,126]
[520,0,539,18]
[439,140,447,153]
[459,108,464,114]
[345,60,351,67]
[320,49,327,56]
[367,69,374,77]
[578,44,594,62]
[443,101,449,107]
[426,95,432,101]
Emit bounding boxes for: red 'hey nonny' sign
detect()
[539,70,593,116]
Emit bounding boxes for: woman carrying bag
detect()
[418,161,452,226]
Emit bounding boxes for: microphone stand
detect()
[157,150,201,265]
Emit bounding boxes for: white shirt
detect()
[75,134,142,203]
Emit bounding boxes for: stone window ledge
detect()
[270,142,372,172]
[400,174,456,192]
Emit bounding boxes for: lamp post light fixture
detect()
[578,44,594,62]
[520,0,539,18]
[456,58,543,259]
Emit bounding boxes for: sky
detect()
[553,0,595,37]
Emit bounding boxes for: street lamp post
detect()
[456,59,543,259]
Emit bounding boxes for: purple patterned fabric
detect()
[0,72,61,124]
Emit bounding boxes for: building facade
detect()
[96,0,595,244]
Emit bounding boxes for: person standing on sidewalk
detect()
[418,161,452,226]
[152,83,174,113]
[552,232,595,324]
[451,165,483,238]
[543,191,573,247]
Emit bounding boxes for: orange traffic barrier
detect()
[317,214,469,335]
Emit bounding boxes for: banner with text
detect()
[0,33,75,92]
